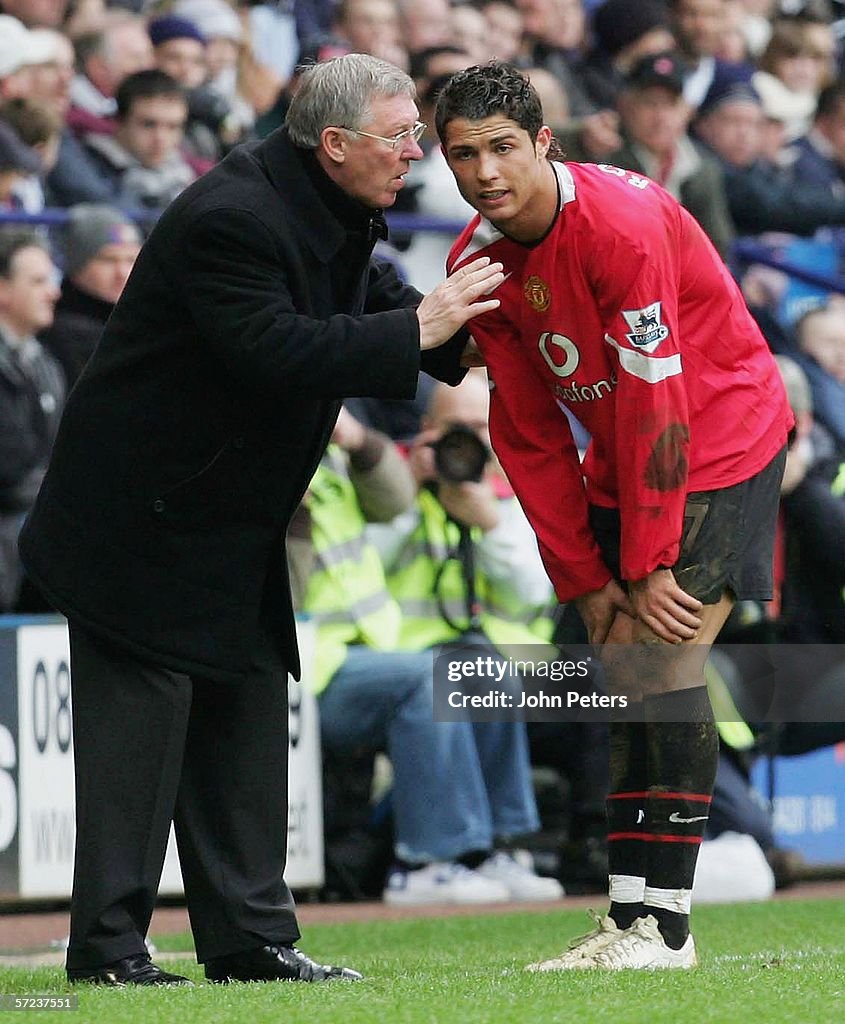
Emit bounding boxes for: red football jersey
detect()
[448,161,793,601]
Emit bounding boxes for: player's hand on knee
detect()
[629,569,703,644]
[576,579,634,645]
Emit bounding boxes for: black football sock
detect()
[643,686,718,950]
[606,713,647,929]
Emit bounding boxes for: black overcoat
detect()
[20,128,464,682]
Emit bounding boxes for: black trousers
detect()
[66,622,299,969]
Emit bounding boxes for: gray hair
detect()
[285,53,416,148]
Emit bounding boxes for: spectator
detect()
[295,403,562,905]
[173,0,259,137]
[0,98,63,211]
[0,0,69,28]
[794,302,845,448]
[369,369,557,642]
[694,70,845,235]
[396,0,453,52]
[0,120,43,209]
[70,12,154,131]
[776,351,845,644]
[480,0,525,65]
[40,204,141,385]
[451,4,492,65]
[21,28,74,119]
[402,49,477,294]
[408,44,473,99]
[668,0,753,108]
[148,15,231,161]
[0,229,63,612]
[525,65,570,131]
[516,0,596,117]
[704,354,845,882]
[0,14,60,102]
[752,16,836,141]
[244,0,298,94]
[364,370,561,905]
[149,15,208,91]
[252,34,354,138]
[333,0,409,71]
[596,51,735,257]
[715,0,754,63]
[581,0,676,111]
[733,0,775,57]
[17,27,128,208]
[82,69,197,213]
[788,80,845,194]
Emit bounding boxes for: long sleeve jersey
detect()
[447,160,792,602]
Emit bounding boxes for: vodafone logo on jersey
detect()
[539,332,618,404]
[538,332,580,377]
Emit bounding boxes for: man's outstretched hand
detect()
[417,257,504,351]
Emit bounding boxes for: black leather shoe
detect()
[67,953,193,986]
[205,944,362,983]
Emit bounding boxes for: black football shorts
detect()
[588,446,787,605]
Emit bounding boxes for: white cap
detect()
[0,15,58,77]
[172,0,243,43]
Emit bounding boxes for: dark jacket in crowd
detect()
[711,153,845,237]
[788,133,845,196]
[20,127,465,682]
[39,278,112,388]
[781,427,845,644]
[0,332,65,610]
[563,134,735,257]
[46,128,117,208]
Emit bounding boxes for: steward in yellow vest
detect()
[288,408,414,689]
[367,371,557,658]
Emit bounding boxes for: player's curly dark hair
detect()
[434,61,564,161]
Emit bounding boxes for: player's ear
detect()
[535,125,552,159]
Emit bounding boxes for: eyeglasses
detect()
[341,120,426,149]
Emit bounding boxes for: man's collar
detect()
[298,146,387,240]
[257,128,388,259]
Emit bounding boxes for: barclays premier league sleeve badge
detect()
[622,301,670,353]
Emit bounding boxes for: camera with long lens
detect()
[432,424,490,483]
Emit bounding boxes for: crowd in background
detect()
[2,0,845,902]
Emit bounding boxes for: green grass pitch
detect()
[1,900,843,1023]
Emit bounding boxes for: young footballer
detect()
[436,62,792,970]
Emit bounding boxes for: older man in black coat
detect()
[19,54,503,986]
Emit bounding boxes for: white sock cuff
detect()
[644,885,692,915]
[609,874,646,903]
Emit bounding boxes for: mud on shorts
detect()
[588,446,787,606]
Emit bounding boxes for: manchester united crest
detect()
[524,275,551,312]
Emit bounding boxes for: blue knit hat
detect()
[148,15,206,48]
[698,63,759,118]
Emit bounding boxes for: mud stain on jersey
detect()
[644,423,690,492]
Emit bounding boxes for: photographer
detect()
[298,404,562,905]
[369,369,554,642]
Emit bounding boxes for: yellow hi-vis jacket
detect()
[302,448,401,692]
[385,487,555,656]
